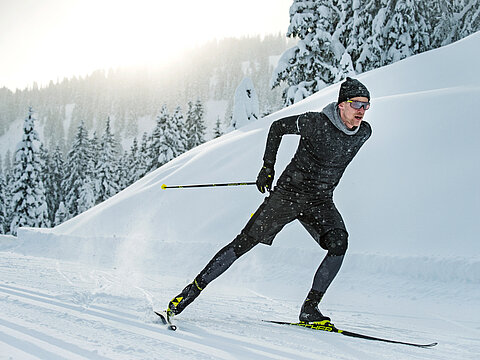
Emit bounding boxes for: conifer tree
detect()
[272,0,341,106]
[213,116,224,138]
[185,100,206,150]
[63,121,93,218]
[54,201,69,226]
[158,107,185,164]
[95,117,120,204]
[137,133,150,178]
[118,150,130,190]
[10,108,49,235]
[128,137,144,184]
[385,0,430,63]
[453,0,480,43]
[78,174,96,213]
[38,144,52,223]
[149,105,169,170]
[0,169,6,234]
[2,151,13,232]
[172,106,188,156]
[48,146,65,224]
[90,132,101,175]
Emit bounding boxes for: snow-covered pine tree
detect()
[158,107,185,164]
[272,0,341,106]
[384,0,430,64]
[0,168,6,234]
[429,0,456,47]
[149,105,169,171]
[95,117,120,204]
[9,108,49,235]
[127,137,143,185]
[78,174,96,213]
[90,132,101,175]
[38,144,54,224]
[54,201,69,226]
[451,0,480,44]
[172,106,188,155]
[230,77,260,130]
[354,0,387,73]
[2,151,13,233]
[138,132,151,178]
[47,145,65,224]
[185,100,206,150]
[117,150,130,190]
[63,121,93,218]
[213,116,224,138]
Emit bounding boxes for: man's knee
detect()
[322,229,348,256]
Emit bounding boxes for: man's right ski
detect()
[263,320,437,348]
[154,310,177,331]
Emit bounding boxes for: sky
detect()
[0,0,293,91]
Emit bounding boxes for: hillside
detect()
[1,32,479,360]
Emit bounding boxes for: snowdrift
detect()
[12,32,480,294]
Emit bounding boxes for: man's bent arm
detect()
[262,115,300,166]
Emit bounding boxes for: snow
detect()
[231,77,260,130]
[1,31,480,359]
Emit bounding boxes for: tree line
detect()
[0,34,293,153]
[0,101,208,235]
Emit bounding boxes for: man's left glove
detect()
[256,163,275,193]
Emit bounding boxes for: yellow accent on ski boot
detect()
[168,279,203,315]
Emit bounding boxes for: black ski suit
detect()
[195,106,371,294]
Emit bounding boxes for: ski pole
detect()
[161,181,256,190]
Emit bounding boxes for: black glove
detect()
[256,163,275,193]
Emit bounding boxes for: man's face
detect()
[338,96,369,129]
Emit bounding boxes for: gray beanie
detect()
[337,77,370,103]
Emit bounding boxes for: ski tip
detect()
[161,184,167,190]
[154,310,177,331]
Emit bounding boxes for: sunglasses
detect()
[347,100,370,110]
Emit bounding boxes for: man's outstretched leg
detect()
[299,229,348,322]
[168,233,259,316]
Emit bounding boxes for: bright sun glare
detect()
[0,0,291,90]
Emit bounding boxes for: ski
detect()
[154,310,177,331]
[263,320,437,348]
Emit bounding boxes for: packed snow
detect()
[1,32,480,359]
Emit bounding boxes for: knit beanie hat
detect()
[337,77,370,103]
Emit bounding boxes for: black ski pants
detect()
[196,190,348,294]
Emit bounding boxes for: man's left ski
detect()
[154,310,177,331]
[263,319,437,348]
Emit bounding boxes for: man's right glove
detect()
[256,163,275,193]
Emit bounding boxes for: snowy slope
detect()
[1,32,480,359]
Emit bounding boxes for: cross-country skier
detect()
[167,77,372,323]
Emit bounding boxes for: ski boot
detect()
[299,289,331,323]
[168,279,203,316]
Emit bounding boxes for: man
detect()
[167,77,372,323]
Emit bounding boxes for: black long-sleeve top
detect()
[263,111,371,199]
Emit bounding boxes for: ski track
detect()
[1,252,479,359]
